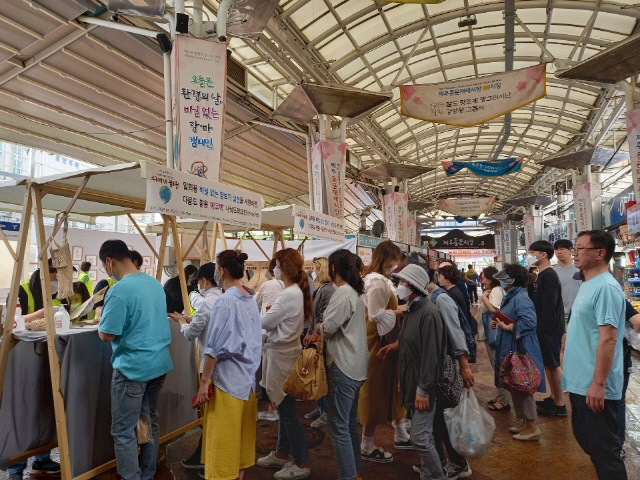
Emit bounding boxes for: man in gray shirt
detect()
[553,239,582,317]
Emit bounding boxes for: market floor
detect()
[3,343,640,480]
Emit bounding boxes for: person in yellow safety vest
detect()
[94,250,143,319]
[78,261,93,298]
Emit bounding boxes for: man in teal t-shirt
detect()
[562,230,627,480]
[98,240,173,480]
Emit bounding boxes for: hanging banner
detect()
[401,64,546,127]
[383,192,409,243]
[0,221,20,241]
[144,163,263,229]
[319,141,347,218]
[625,108,640,202]
[439,197,495,217]
[604,186,635,227]
[442,157,523,177]
[172,34,227,181]
[357,246,373,266]
[573,183,600,233]
[545,221,578,244]
[310,142,324,213]
[523,216,543,248]
[628,203,640,235]
[292,205,345,243]
[407,219,418,246]
[503,230,512,255]
[494,234,502,258]
[424,229,495,250]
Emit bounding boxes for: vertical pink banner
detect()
[407,219,417,246]
[383,194,396,241]
[311,143,324,213]
[573,183,599,233]
[523,216,535,248]
[320,141,347,218]
[626,108,640,202]
[384,193,408,242]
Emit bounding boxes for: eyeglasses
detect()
[570,247,602,253]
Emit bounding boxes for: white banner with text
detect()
[292,205,345,243]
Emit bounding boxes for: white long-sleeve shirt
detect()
[363,273,397,336]
[255,279,285,316]
[181,287,222,372]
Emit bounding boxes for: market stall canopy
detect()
[271,84,392,124]
[360,163,435,181]
[538,147,629,170]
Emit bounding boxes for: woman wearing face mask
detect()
[256,258,285,316]
[303,256,335,428]
[257,248,313,480]
[479,266,511,412]
[168,262,223,470]
[69,281,92,320]
[491,264,545,441]
[359,241,409,463]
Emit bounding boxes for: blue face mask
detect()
[499,281,510,290]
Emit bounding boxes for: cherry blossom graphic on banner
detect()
[172,35,227,181]
[319,141,347,218]
[310,143,324,213]
[383,193,409,243]
[626,108,640,202]
[438,197,495,218]
[401,64,546,127]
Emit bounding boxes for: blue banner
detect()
[604,186,634,227]
[442,157,523,177]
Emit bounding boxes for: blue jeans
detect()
[8,452,52,474]
[615,342,632,446]
[411,402,444,480]
[327,363,363,480]
[111,370,166,480]
[276,395,310,463]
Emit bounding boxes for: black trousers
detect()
[467,284,478,303]
[570,393,627,480]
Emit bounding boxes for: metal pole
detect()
[163,51,174,169]
[77,16,158,37]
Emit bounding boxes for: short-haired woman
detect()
[196,250,262,480]
[257,248,312,479]
[491,264,545,441]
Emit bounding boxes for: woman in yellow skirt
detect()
[358,241,410,463]
[195,250,263,480]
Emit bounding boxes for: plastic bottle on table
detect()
[13,303,25,332]
[54,306,70,334]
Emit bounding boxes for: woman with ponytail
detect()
[256,248,312,480]
[311,249,367,480]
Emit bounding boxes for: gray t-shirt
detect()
[553,263,581,316]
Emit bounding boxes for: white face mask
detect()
[526,254,539,268]
[273,267,282,280]
[395,284,412,301]
[50,281,58,294]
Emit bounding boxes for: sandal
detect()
[361,448,393,463]
[488,402,511,412]
[487,398,498,406]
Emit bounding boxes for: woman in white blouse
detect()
[359,241,409,463]
[480,266,511,412]
[256,248,312,480]
[255,258,285,315]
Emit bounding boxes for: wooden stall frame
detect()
[0,177,202,480]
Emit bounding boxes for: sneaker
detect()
[442,462,460,480]
[304,406,321,420]
[620,448,626,459]
[412,464,420,474]
[273,461,311,480]
[181,451,204,469]
[405,418,411,432]
[31,459,61,474]
[257,451,289,469]
[259,410,280,421]
[310,412,327,428]
[453,463,472,479]
[393,439,414,450]
[361,447,393,463]
[537,403,568,417]
[535,396,554,408]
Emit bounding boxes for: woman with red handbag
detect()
[491,264,546,441]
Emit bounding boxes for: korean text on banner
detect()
[144,163,263,229]
[383,193,408,243]
[401,64,546,127]
[626,108,640,202]
[494,234,502,258]
[503,230,512,255]
[320,141,347,218]
[439,197,495,218]
[292,205,345,243]
[523,216,540,248]
[442,158,523,177]
[358,247,373,267]
[0,221,20,241]
[572,183,600,233]
[628,203,640,235]
[407,219,418,246]
[172,34,227,181]
[310,143,324,213]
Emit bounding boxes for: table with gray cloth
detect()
[0,321,197,476]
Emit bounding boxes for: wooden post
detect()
[32,186,72,479]
[247,232,271,261]
[201,222,211,263]
[209,222,218,261]
[169,216,191,315]
[127,214,158,258]
[218,223,227,250]
[155,216,170,282]
[180,222,205,259]
[0,184,32,405]
[233,228,249,251]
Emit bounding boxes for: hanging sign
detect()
[310,143,324,213]
[573,183,600,232]
[401,64,546,127]
[144,163,263,229]
[383,192,409,243]
[319,141,347,218]
[424,229,495,250]
[357,246,373,266]
[625,108,640,202]
[503,230,512,255]
[442,157,523,177]
[445,249,496,256]
[407,219,418,246]
[0,221,20,241]
[628,203,640,235]
[604,186,635,227]
[172,34,227,181]
[523,216,543,248]
[438,197,495,217]
[292,205,345,243]
[494,234,502,258]
[545,221,578,244]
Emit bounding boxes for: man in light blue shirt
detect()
[562,230,627,479]
[98,239,173,480]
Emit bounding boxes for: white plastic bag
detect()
[443,389,495,459]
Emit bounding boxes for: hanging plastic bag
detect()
[444,389,495,460]
[136,415,152,445]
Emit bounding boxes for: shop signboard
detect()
[628,203,640,235]
[401,64,546,127]
[358,234,384,248]
[144,163,263,229]
[292,205,345,243]
[603,186,635,227]
[444,249,496,256]
[0,221,20,241]
[425,229,495,250]
[172,34,227,181]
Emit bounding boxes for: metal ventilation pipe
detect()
[493,0,515,160]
